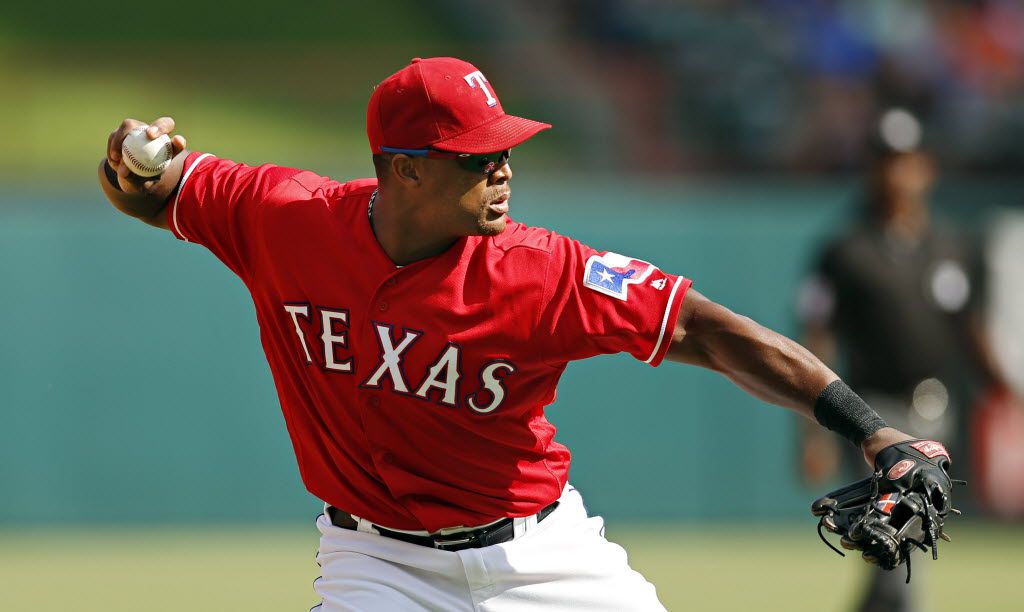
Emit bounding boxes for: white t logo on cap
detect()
[464,70,497,107]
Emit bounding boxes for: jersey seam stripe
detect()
[536,246,560,368]
[172,153,214,241]
[284,177,315,196]
[644,276,684,364]
[283,173,322,196]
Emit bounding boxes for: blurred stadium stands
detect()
[557,0,1024,172]
[3,1,1024,178]
[507,0,1024,173]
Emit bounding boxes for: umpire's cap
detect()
[367,57,551,155]
[871,108,924,158]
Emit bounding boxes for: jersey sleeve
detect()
[165,152,303,280]
[536,234,691,366]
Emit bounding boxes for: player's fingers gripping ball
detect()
[811,439,962,582]
[121,125,173,177]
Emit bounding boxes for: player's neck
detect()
[371,189,460,266]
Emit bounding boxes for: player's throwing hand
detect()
[99,117,188,228]
[105,117,186,192]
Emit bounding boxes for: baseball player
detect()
[99,57,954,610]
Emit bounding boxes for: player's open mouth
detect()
[489,194,509,214]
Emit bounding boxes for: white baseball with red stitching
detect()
[121,125,173,177]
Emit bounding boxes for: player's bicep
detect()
[665,288,726,369]
[666,288,785,371]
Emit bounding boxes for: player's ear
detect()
[391,154,421,187]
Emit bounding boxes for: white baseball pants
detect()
[312,485,666,611]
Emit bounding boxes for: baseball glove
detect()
[811,439,964,582]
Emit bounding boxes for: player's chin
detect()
[477,211,508,236]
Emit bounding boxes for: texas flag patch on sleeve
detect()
[583,252,655,300]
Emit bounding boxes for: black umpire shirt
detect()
[800,220,985,402]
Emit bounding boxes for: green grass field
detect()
[1,522,1020,611]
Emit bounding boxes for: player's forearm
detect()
[668,290,915,463]
[715,325,837,418]
[98,160,161,220]
[97,153,185,226]
[666,290,837,418]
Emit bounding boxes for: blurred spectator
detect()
[796,109,1008,612]
[547,0,1024,172]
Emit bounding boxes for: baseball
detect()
[121,125,173,177]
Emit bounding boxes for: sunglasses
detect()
[380,147,511,175]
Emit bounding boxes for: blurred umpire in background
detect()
[797,109,1008,612]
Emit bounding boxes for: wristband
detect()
[103,159,123,192]
[813,380,887,447]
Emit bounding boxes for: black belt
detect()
[327,501,559,552]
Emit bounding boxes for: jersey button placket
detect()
[375,276,396,312]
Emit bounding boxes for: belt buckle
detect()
[432,533,476,550]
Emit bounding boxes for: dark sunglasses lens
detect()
[458,150,510,174]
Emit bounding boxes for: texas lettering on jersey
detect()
[283,303,515,414]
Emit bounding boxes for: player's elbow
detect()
[665,290,741,370]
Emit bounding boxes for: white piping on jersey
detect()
[644,276,684,364]
[172,153,213,242]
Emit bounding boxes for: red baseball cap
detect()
[367,57,552,155]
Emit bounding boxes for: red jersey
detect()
[166,152,691,532]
